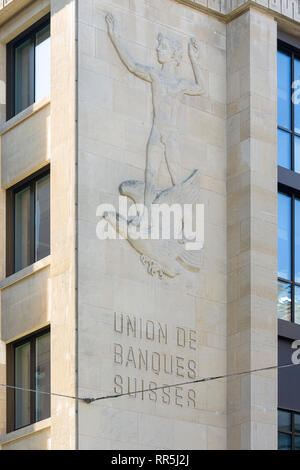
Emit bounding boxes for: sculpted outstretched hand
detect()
[105,12,116,35]
[188,38,200,61]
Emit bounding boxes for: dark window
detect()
[6,167,50,276]
[278,409,300,450]
[7,328,50,432]
[277,41,300,325]
[7,15,50,120]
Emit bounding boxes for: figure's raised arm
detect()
[181,38,206,96]
[105,13,152,82]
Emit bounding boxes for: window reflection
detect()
[278,193,291,280]
[14,38,34,115]
[278,432,292,450]
[295,136,300,174]
[15,343,31,430]
[295,198,300,283]
[9,18,50,118]
[35,332,50,422]
[294,58,300,134]
[13,331,50,431]
[277,282,292,322]
[278,129,291,169]
[278,410,292,432]
[14,187,31,273]
[35,175,50,262]
[278,410,300,450]
[278,51,291,130]
[35,24,50,103]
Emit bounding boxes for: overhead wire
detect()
[0,362,299,404]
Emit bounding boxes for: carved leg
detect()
[165,133,182,186]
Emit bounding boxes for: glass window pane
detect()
[35,175,50,262]
[15,342,31,429]
[278,129,291,169]
[277,281,292,321]
[14,186,31,272]
[295,413,300,433]
[15,38,34,115]
[294,58,300,134]
[35,332,50,422]
[35,24,50,102]
[278,432,292,450]
[278,51,292,130]
[295,286,300,325]
[295,198,300,283]
[295,136,300,174]
[295,436,300,451]
[278,193,292,280]
[278,410,292,432]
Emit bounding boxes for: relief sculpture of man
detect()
[102,13,205,278]
[105,13,206,216]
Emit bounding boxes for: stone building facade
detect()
[0,0,298,450]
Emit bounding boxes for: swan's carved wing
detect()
[119,170,200,207]
[177,246,203,272]
[154,169,200,206]
[119,180,160,205]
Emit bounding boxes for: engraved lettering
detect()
[188,389,196,408]
[148,381,157,401]
[151,352,161,376]
[114,312,123,334]
[126,315,136,337]
[138,348,148,371]
[114,374,123,394]
[146,321,155,341]
[114,343,123,365]
[126,346,137,368]
[175,386,183,407]
[187,359,196,379]
[176,356,185,377]
[177,327,186,347]
[189,330,196,350]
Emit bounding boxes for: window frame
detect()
[278,39,300,326]
[6,165,50,277]
[6,326,51,433]
[278,40,300,173]
[278,408,300,450]
[6,14,50,120]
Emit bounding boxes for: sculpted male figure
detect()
[105,13,206,216]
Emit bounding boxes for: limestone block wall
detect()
[226,9,278,449]
[177,0,300,22]
[49,0,77,450]
[77,0,227,450]
[0,0,77,450]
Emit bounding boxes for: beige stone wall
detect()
[1,428,51,450]
[0,423,51,450]
[77,0,227,450]
[49,0,77,451]
[0,0,77,449]
[0,0,290,450]
[226,9,278,449]
[1,102,50,188]
[0,0,52,440]
[177,0,300,22]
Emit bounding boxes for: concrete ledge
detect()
[0,255,51,290]
[175,0,300,24]
[0,96,50,137]
[0,0,35,26]
[0,417,51,446]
